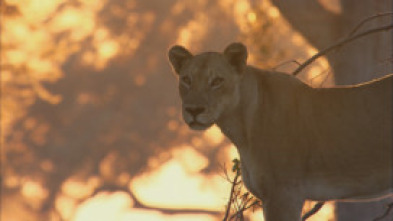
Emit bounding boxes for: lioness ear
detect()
[168,45,193,74]
[224,42,248,74]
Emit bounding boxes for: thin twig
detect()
[373,202,393,221]
[301,201,325,221]
[272,59,301,71]
[318,70,332,87]
[223,159,261,221]
[223,160,241,221]
[292,24,393,76]
[348,13,393,37]
[220,163,234,183]
[308,68,331,87]
[229,200,261,220]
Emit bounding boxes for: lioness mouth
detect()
[189,121,210,130]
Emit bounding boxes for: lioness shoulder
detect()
[168,42,393,221]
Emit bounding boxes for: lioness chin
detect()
[168,42,393,221]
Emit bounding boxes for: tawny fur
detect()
[168,42,393,221]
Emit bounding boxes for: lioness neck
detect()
[215,66,261,149]
[215,67,310,151]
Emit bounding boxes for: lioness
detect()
[168,42,393,221]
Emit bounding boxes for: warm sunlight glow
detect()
[57,195,78,220]
[248,209,265,220]
[97,40,120,61]
[130,146,230,211]
[306,202,335,221]
[121,210,217,221]
[21,181,48,200]
[73,192,134,221]
[203,125,225,146]
[49,7,96,41]
[176,14,208,50]
[62,178,99,199]
[75,191,218,221]
[247,12,257,23]
[306,50,330,87]
[3,1,336,220]
[234,0,252,32]
[8,0,65,23]
[267,7,280,18]
[172,146,209,172]
[319,0,342,14]
[224,144,240,161]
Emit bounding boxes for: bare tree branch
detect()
[229,200,260,220]
[223,159,242,221]
[292,24,393,76]
[222,159,262,221]
[373,202,393,221]
[222,159,326,221]
[301,202,325,221]
[348,13,393,37]
[270,0,339,49]
[272,59,301,71]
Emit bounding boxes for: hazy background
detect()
[1,0,391,220]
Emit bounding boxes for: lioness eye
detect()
[181,76,191,87]
[210,77,224,88]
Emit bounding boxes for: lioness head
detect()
[168,42,248,130]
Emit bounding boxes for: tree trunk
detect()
[271,0,392,84]
[270,0,393,220]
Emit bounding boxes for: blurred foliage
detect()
[241,1,331,85]
[1,0,329,220]
[1,0,248,220]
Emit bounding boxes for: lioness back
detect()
[168,42,393,221]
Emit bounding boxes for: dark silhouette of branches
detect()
[222,159,325,221]
[2,1,240,220]
[292,23,393,76]
[272,59,301,71]
[302,202,325,221]
[348,13,393,37]
[222,160,241,220]
[373,202,393,221]
[222,159,261,221]
[292,13,393,76]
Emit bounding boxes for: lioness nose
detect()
[185,106,206,117]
